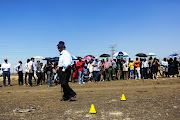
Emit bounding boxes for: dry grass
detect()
[0,75,180,120]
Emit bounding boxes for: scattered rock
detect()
[111,99,118,102]
[169,82,172,84]
[109,112,123,116]
[13,107,37,113]
[173,106,178,109]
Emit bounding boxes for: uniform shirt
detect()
[25,62,29,72]
[142,61,149,68]
[14,63,23,72]
[28,61,34,72]
[1,62,11,72]
[58,50,72,71]
[92,61,101,71]
[129,62,134,70]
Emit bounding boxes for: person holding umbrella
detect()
[57,41,77,101]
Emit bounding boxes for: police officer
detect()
[57,41,77,101]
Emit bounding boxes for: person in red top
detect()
[134,58,141,79]
[76,57,85,84]
[72,61,78,83]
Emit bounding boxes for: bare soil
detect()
[0,76,180,120]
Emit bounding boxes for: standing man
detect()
[134,58,141,79]
[148,57,153,79]
[92,57,101,81]
[76,57,85,84]
[35,59,42,86]
[14,61,23,85]
[87,60,94,81]
[28,58,35,87]
[1,59,11,87]
[111,59,117,80]
[24,59,30,85]
[129,59,134,79]
[141,59,149,79]
[45,60,53,87]
[104,57,112,81]
[57,41,77,101]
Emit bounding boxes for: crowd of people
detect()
[0,56,179,87]
[72,57,180,83]
[0,58,59,87]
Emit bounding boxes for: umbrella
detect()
[33,56,45,59]
[100,54,110,57]
[45,56,78,61]
[85,55,95,58]
[147,53,156,56]
[136,53,147,57]
[53,57,59,61]
[169,53,179,57]
[113,51,128,57]
[71,55,78,60]
[83,56,94,60]
[43,57,53,60]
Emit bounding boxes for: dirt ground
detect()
[0,75,180,120]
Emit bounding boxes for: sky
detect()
[0,0,180,72]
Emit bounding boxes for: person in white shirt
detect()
[57,41,77,101]
[14,61,23,85]
[141,59,149,79]
[122,59,128,80]
[87,60,94,81]
[92,57,101,81]
[1,59,11,87]
[28,58,35,87]
[161,58,169,77]
[24,59,30,85]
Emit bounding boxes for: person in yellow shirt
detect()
[129,59,134,79]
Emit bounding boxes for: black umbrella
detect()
[136,53,147,57]
[100,54,111,57]
[85,55,95,58]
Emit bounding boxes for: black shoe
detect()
[60,98,68,101]
[68,95,77,101]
